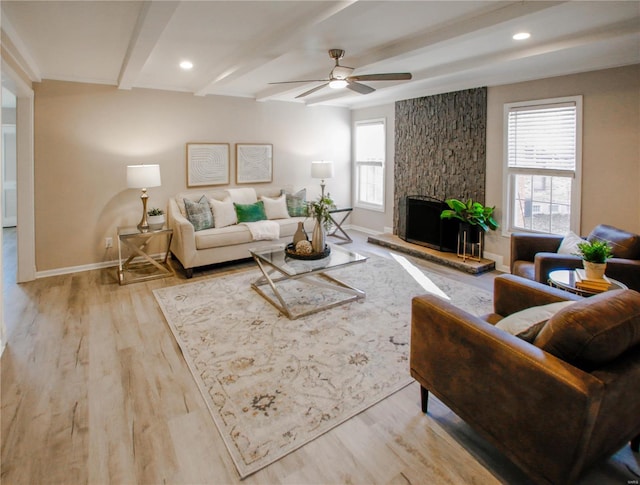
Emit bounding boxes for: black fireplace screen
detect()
[402,196,458,252]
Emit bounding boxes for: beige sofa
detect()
[168,187,313,277]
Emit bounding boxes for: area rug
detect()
[153,254,493,478]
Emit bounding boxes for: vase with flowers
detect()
[309,194,336,253]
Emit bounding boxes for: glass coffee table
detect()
[249,244,367,320]
[548,269,628,296]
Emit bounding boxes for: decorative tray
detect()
[285,243,331,260]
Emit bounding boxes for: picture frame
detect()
[186,143,230,187]
[236,143,273,184]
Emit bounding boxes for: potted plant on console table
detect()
[440,198,499,261]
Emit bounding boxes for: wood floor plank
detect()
[1,229,637,484]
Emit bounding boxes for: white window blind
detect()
[507,102,576,171]
[355,119,385,210]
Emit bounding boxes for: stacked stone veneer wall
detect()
[394,87,487,238]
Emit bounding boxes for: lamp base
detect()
[138,190,150,232]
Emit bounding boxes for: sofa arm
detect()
[493,274,581,316]
[510,232,563,272]
[604,258,640,291]
[534,252,584,284]
[410,295,603,484]
[167,198,196,268]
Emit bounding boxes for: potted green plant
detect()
[309,194,336,253]
[147,207,165,231]
[440,198,498,261]
[575,239,613,280]
[439,198,499,232]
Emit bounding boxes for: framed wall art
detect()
[186,143,230,187]
[236,143,273,184]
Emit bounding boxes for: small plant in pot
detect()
[575,239,613,280]
[147,207,165,231]
[309,194,336,253]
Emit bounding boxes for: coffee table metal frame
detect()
[548,269,628,296]
[249,243,367,320]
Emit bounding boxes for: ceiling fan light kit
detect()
[270,49,412,98]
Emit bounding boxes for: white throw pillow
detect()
[558,231,587,255]
[495,300,575,342]
[260,194,290,220]
[226,188,258,205]
[209,197,238,228]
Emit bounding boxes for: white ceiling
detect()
[2,1,639,109]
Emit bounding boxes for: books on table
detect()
[574,268,611,292]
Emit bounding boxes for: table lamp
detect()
[127,164,161,231]
[311,160,334,198]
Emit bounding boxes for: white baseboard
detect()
[347,224,382,236]
[483,251,509,273]
[35,253,166,279]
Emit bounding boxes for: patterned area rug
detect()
[153,254,493,478]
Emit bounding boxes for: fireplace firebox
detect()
[402,196,458,253]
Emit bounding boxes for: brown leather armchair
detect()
[410,274,640,484]
[510,224,640,291]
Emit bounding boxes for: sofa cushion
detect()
[557,231,587,255]
[533,289,640,370]
[184,196,214,231]
[260,194,290,220]
[587,224,640,259]
[193,217,307,250]
[234,201,267,223]
[226,187,258,205]
[210,196,237,228]
[286,189,308,217]
[496,300,575,343]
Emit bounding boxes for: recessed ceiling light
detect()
[513,32,531,41]
[179,60,193,70]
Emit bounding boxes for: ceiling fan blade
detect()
[346,81,375,95]
[295,83,329,98]
[268,79,328,85]
[348,73,412,82]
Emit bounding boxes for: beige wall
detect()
[350,103,395,233]
[34,80,350,272]
[485,64,640,267]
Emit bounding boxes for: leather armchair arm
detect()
[603,258,640,291]
[510,233,563,272]
[534,252,584,284]
[493,274,581,316]
[410,295,604,483]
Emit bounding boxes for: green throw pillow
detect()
[286,188,308,217]
[184,195,214,231]
[234,201,267,223]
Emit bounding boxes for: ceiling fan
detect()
[269,49,412,98]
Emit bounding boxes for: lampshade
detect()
[311,161,334,180]
[127,164,162,189]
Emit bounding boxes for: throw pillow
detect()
[286,188,308,217]
[557,231,587,255]
[210,197,237,228]
[184,195,214,231]
[260,194,290,220]
[235,201,267,223]
[495,300,575,343]
[226,188,258,205]
[533,289,640,371]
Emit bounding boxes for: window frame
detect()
[502,95,583,237]
[353,118,386,212]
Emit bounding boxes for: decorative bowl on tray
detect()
[285,243,331,260]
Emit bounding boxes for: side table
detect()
[327,207,353,244]
[117,226,174,285]
[548,269,628,296]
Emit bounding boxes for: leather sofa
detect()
[510,224,640,291]
[410,274,640,484]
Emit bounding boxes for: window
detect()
[503,96,582,235]
[354,119,385,210]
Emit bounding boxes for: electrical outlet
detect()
[105,237,113,249]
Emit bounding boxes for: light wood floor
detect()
[2,229,638,484]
